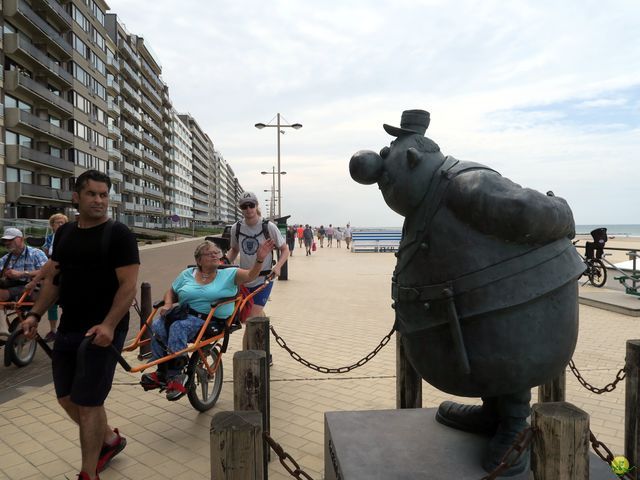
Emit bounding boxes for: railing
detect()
[119,59,140,85]
[108,169,123,182]
[106,53,119,72]
[142,132,162,152]
[107,124,121,138]
[142,149,162,167]
[11,0,72,56]
[107,100,120,115]
[118,38,139,65]
[143,169,163,182]
[109,193,122,202]
[6,144,73,172]
[141,114,163,137]
[3,33,73,84]
[351,229,402,253]
[120,80,141,104]
[141,96,162,121]
[106,77,120,94]
[5,108,73,144]
[107,148,122,161]
[140,77,162,104]
[6,181,72,201]
[140,60,162,90]
[33,0,72,28]
[5,70,73,115]
[120,100,141,122]
[144,204,163,213]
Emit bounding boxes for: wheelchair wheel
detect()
[5,328,36,367]
[588,259,607,288]
[186,346,223,412]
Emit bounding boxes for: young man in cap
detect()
[22,170,139,480]
[226,192,289,349]
[0,227,48,301]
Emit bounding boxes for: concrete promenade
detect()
[0,239,637,479]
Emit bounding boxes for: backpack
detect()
[234,219,271,244]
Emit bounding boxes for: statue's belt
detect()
[391,239,583,375]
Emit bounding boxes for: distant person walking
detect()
[318,225,326,248]
[335,227,343,248]
[296,225,304,248]
[326,224,335,247]
[303,224,314,256]
[286,226,296,256]
[344,224,353,250]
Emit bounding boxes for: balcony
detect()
[193,213,210,222]
[141,96,162,123]
[140,60,162,89]
[118,38,140,66]
[105,53,119,74]
[108,169,123,182]
[120,80,141,104]
[109,193,122,203]
[143,168,163,182]
[141,132,162,152]
[3,33,73,86]
[5,144,73,173]
[122,122,141,140]
[4,0,72,58]
[107,124,120,139]
[4,70,73,116]
[120,100,141,122]
[5,108,73,145]
[106,77,120,95]
[107,99,120,116]
[124,201,135,211]
[32,0,72,29]
[141,114,162,137]
[122,142,142,159]
[144,204,163,213]
[140,77,162,105]
[142,149,162,168]
[144,187,163,199]
[119,59,140,86]
[108,148,122,161]
[6,181,72,202]
[123,161,135,174]
[192,190,208,203]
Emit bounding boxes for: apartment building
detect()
[165,109,192,228]
[1,1,242,226]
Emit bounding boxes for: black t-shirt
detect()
[52,220,140,333]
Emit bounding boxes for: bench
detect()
[351,229,402,253]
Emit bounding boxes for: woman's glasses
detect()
[240,203,256,210]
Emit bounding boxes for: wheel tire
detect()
[6,328,37,367]
[187,346,223,412]
[1,332,11,367]
[589,259,608,288]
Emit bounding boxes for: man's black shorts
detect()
[52,329,127,407]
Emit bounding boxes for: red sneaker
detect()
[165,374,188,401]
[140,371,166,390]
[97,428,126,472]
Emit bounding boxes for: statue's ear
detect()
[407,148,421,169]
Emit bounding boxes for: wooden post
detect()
[138,282,151,359]
[396,332,422,408]
[531,402,589,479]
[246,318,271,462]
[234,350,268,479]
[211,411,263,480]
[538,370,566,403]
[625,339,640,480]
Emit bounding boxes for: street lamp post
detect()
[261,167,286,219]
[255,113,302,218]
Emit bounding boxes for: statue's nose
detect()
[350,150,383,185]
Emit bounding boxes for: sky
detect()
[108,0,639,228]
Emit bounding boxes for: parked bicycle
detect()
[573,227,608,288]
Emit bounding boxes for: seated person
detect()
[0,228,48,302]
[141,239,274,400]
[585,227,608,260]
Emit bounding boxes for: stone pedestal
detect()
[324,408,617,479]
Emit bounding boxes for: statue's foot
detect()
[435,401,499,436]
[482,418,530,477]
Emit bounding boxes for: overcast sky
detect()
[108,0,639,228]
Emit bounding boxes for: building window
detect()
[5,95,32,112]
[5,130,33,148]
[51,177,62,189]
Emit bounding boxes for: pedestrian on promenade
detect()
[296,224,304,248]
[226,192,289,347]
[22,170,140,480]
[41,213,69,342]
[318,225,326,248]
[0,227,48,301]
[141,240,273,399]
[344,224,353,250]
[326,224,334,247]
[335,227,343,248]
[286,226,296,256]
[303,224,314,255]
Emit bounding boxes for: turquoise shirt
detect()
[172,267,238,318]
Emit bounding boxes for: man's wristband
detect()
[26,311,42,322]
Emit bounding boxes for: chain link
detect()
[590,430,635,480]
[270,325,394,374]
[569,360,626,394]
[480,427,535,480]
[263,431,315,480]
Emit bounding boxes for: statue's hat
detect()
[383,109,430,137]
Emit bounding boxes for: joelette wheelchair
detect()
[79,275,272,412]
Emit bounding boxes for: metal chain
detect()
[479,427,535,480]
[569,359,626,394]
[270,325,394,374]
[263,431,315,480]
[590,430,635,480]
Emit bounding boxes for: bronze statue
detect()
[350,109,584,475]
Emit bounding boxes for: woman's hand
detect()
[256,239,275,263]
[159,303,173,317]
